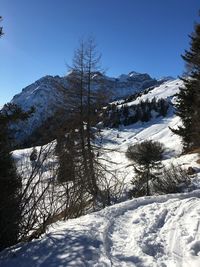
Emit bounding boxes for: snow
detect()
[1,191,200,267]
[119,79,183,107]
[9,71,160,143]
[97,78,184,188]
[98,110,184,190]
[1,77,200,266]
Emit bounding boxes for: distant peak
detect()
[158,76,175,82]
[128,71,140,77]
[118,71,141,79]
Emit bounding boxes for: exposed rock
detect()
[8,71,168,145]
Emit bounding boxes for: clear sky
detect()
[0,0,199,105]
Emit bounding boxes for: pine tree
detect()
[0,104,32,250]
[174,17,200,151]
[126,140,164,197]
[0,120,21,250]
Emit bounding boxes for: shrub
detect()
[153,164,191,194]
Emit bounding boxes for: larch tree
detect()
[56,38,109,208]
[84,38,102,198]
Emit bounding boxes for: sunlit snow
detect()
[1,79,200,267]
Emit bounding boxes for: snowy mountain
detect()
[1,77,200,266]
[9,71,162,145]
[10,75,70,143]
[110,71,159,98]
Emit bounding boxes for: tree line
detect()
[0,12,200,252]
[102,97,169,128]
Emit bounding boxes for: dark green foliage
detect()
[126,140,164,167]
[122,86,156,104]
[102,98,169,128]
[126,140,164,197]
[0,104,32,251]
[174,19,200,151]
[0,149,21,251]
[157,98,169,117]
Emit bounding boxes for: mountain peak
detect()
[9,71,161,145]
[128,71,140,77]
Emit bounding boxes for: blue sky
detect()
[0,0,199,105]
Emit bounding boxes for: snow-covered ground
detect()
[99,110,184,190]
[1,78,200,266]
[118,79,183,107]
[1,191,200,267]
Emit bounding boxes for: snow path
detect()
[100,191,200,267]
[1,191,200,267]
[104,197,200,267]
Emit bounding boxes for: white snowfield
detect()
[1,78,200,266]
[0,191,200,267]
[119,79,183,106]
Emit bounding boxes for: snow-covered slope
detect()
[11,77,188,189]
[2,76,200,267]
[110,71,159,99]
[10,75,70,143]
[98,78,184,186]
[9,71,161,144]
[118,78,182,106]
[1,191,200,267]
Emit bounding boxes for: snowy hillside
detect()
[1,191,200,267]
[100,78,184,185]
[118,79,182,106]
[11,77,200,195]
[1,76,200,267]
[9,71,161,144]
[10,75,70,143]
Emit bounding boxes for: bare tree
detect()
[17,143,58,241]
[56,38,109,207]
[16,139,95,242]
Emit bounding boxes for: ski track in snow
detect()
[100,191,200,267]
[1,192,200,267]
[2,78,200,266]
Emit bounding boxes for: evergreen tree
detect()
[0,120,21,251]
[126,140,164,197]
[174,17,200,151]
[158,98,169,117]
[0,104,32,250]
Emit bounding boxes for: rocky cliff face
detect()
[9,71,168,145]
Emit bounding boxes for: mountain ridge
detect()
[8,71,174,145]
